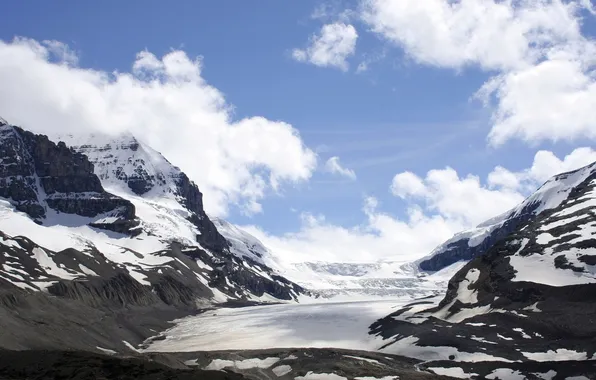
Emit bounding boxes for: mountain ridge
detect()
[370,159,596,373]
[419,160,596,272]
[0,119,307,353]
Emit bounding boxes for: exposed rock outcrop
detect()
[64,133,228,251]
[0,121,138,233]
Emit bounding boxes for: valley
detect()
[0,118,595,379]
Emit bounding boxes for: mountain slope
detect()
[420,161,596,271]
[59,132,227,252]
[0,120,306,352]
[370,161,596,368]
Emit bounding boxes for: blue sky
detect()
[2,1,596,262]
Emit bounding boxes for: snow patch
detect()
[272,365,293,377]
[485,368,525,380]
[342,355,380,364]
[427,367,477,379]
[522,349,588,361]
[96,346,117,355]
[295,372,348,380]
[532,370,557,380]
[205,357,280,370]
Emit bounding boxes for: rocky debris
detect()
[0,350,249,380]
[371,160,596,364]
[0,123,138,233]
[164,348,451,380]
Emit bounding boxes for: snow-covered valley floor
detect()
[144,299,411,352]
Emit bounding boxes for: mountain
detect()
[370,161,596,377]
[0,123,138,234]
[0,119,306,352]
[419,161,596,271]
[211,218,456,300]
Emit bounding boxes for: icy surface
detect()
[522,349,588,361]
[95,346,117,355]
[144,299,408,352]
[532,371,557,380]
[205,357,280,370]
[485,368,525,380]
[272,365,293,377]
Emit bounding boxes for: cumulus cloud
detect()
[361,0,581,71]
[358,0,596,146]
[324,156,357,180]
[242,198,460,264]
[0,38,317,217]
[391,168,524,226]
[246,148,595,264]
[477,43,596,146]
[292,23,358,71]
[489,147,596,191]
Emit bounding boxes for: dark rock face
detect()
[0,124,138,233]
[67,134,228,252]
[0,350,250,380]
[177,244,305,301]
[175,173,228,252]
[419,206,537,271]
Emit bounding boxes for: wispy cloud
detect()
[324,156,357,180]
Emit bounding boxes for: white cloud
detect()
[391,168,525,226]
[324,156,357,180]
[360,0,581,71]
[246,148,595,264]
[477,43,596,146]
[292,23,358,71]
[0,38,317,217]
[489,147,596,191]
[242,198,460,264]
[358,0,596,146]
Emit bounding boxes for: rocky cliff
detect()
[0,120,138,233]
[62,133,227,252]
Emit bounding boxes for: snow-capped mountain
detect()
[419,161,596,271]
[0,119,306,351]
[370,161,596,375]
[209,219,453,299]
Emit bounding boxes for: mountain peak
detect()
[61,132,228,252]
[59,132,182,197]
[0,124,138,233]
